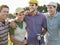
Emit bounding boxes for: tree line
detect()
[24,3,60,13]
[8,3,60,19]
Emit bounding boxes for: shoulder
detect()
[38,12,47,20]
[57,12,60,21]
[57,12,60,16]
[56,12,60,19]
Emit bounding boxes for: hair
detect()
[34,3,38,6]
[0,5,9,12]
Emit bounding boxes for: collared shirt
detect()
[46,12,60,42]
[0,21,10,45]
[25,12,47,44]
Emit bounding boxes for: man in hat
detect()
[9,8,27,45]
[45,2,60,45]
[22,0,47,45]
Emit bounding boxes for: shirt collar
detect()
[0,20,6,25]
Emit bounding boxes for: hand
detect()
[22,42,26,45]
[24,10,30,16]
[23,40,27,45]
[10,21,16,29]
[29,9,35,13]
[16,42,25,45]
[16,43,21,45]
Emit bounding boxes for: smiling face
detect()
[0,5,9,22]
[46,5,57,16]
[29,3,38,12]
[16,11,25,22]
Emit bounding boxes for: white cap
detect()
[15,7,24,13]
[47,2,57,7]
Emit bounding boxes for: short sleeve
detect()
[9,27,14,35]
[58,13,60,28]
[42,15,47,29]
[58,17,60,28]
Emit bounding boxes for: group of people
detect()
[0,0,60,45]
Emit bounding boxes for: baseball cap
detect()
[47,2,57,7]
[15,7,24,13]
[29,0,38,5]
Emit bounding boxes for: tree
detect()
[38,6,43,12]
[24,7,29,11]
[8,13,15,19]
[57,3,60,12]
[43,5,47,13]
[24,3,60,12]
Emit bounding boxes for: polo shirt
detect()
[24,12,47,44]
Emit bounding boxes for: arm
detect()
[10,35,22,45]
[42,15,47,36]
[10,35,26,45]
[42,28,47,36]
[9,27,22,45]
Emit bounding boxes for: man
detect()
[9,8,27,45]
[23,0,47,45]
[45,2,60,45]
[0,5,16,45]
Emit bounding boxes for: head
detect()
[46,2,57,15]
[15,8,24,22]
[16,11,24,17]
[0,5,9,22]
[28,0,38,12]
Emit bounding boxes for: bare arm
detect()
[10,35,23,45]
[42,28,47,36]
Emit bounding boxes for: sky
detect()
[0,0,60,13]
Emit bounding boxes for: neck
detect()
[0,17,3,22]
[0,20,5,23]
[0,19,5,24]
[16,19,20,22]
[0,14,3,22]
[31,10,37,16]
[15,18,22,23]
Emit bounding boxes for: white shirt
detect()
[14,22,26,42]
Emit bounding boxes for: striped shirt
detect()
[0,21,10,45]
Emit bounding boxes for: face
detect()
[16,12,25,22]
[46,5,56,15]
[29,3,38,12]
[0,8,9,21]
